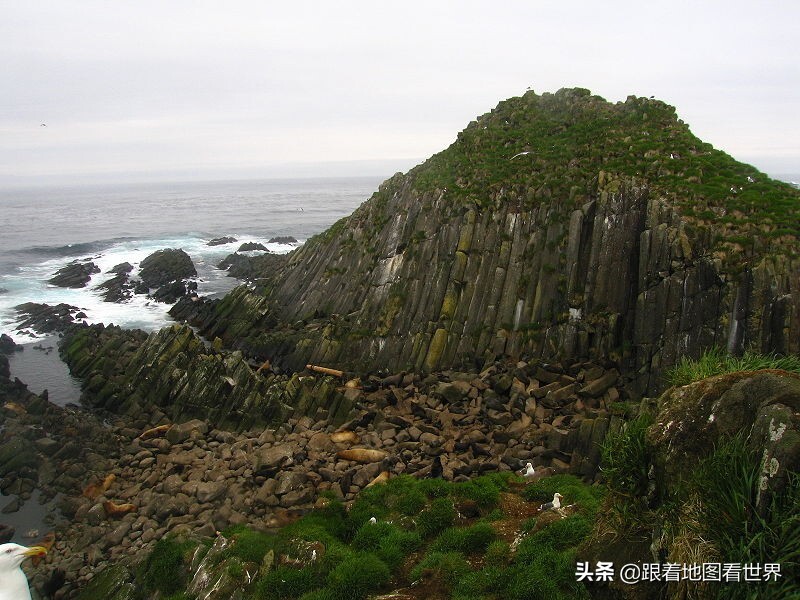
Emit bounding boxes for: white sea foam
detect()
[0,234,301,341]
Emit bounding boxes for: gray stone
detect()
[280,488,313,507]
[274,471,308,496]
[196,481,226,503]
[253,445,294,475]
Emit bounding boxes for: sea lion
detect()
[336,448,388,464]
[330,431,360,444]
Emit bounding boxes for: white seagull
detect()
[0,543,48,600]
[368,517,377,524]
[540,492,563,512]
[519,462,536,479]
[510,151,532,160]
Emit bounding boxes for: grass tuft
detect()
[666,347,800,387]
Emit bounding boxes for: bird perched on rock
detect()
[0,543,47,600]
[540,492,563,512]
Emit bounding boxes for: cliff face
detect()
[61,324,358,430]
[191,89,799,395]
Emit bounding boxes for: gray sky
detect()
[1,1,798,186]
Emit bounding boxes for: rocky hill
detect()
[177,88,800,395]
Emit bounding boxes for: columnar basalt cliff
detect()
[180,89,800,395]
[60,324,358,430]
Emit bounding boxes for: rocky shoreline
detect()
[1,319,629,598]
[1,88,799,599]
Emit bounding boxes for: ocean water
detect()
[0,176,383,542]
[0,176,384,338]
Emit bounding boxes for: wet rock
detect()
[138,248,196,289]
[96,272,135,303]
[0,334,20,354]
[217,251,289,280]
[267,236,298,244]
[14,302,82,334]
[109,262,134,274]
[150,280,189,303]
[208,237,238,246]
[237,242,268,252]
[48,260,100,288]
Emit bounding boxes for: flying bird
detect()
[0,543,47,600]
[540,492,563,512]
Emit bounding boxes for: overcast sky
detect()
[1,1,798,186]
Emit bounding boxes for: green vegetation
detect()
[121,472,604,600]
[221,524,277,563]
[406,88,799,256]
[690,437,800,600]
[521,473,604,516]
[666,347,800,387]
[597,415,800,599]
[257,566,317,599]
[600,415,653,497]
[86,342,800,599]
[140,537,197,595]
[430,522,496,553]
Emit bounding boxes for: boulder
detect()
[96,273,134,303]
[649,371,800,510]
[196,481,226,503]
[208,237,238,246]
[0,334,19,354]
[237,242,268,252]
[267,236,298,244]
[254,445,294,476]
[14,302,81,334]
[578,370,619,398]
[138,248,197,288]
[109,262,134,274]
[165,420,209,444]
[48,261,100,288]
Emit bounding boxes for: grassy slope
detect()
[307,88,799,262]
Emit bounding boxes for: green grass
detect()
[324,553,390,599]
[597,417,800,600]
[405,88,800,256]
[221,524,277,564]
[416,496,458,537]
[140,537,197,595]
[666,347,800,387]
[451,471,511,509]
[114,471,606,600]
[430,522,496,554]
[409,551,471,590]
[690,436,800,600]
[599,414,653,498]
[521,474,604,517]
[256,566,318,599]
